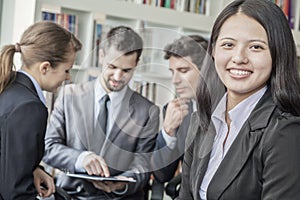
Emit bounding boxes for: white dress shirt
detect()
[75,78,127,172]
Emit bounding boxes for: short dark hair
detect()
[164,35,208,70]
[102,26,143,63]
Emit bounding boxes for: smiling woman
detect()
[177,0,300,200]
[213,12,273,109]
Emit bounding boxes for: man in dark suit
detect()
[151,35,208,185]
[43,26,159,199]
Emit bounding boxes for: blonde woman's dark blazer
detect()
[0,73,48,199]
[177,89,300,200]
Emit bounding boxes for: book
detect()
[66,172,136,183]
[42,11,78,35]
[92,21,103,67]
[289,0,295,29]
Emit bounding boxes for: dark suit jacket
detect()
[178,89,300,200]
[0,72,48,199]
[43,80,159,199]
[152,103,192,183]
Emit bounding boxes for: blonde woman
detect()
[0,21,82,199]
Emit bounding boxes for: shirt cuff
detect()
[75,151,94,172]
[112,183,128,195]
[162,129,177,149]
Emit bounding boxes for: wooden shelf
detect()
[36,0,215,33]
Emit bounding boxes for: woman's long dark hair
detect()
[197,0,300,131]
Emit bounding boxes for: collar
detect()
[18,69,46,106]
[192,99,197,112]
[94,76,128,104]
[212,86,267,132]
[229,86,267,130]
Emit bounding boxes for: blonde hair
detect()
[0,21,82,93]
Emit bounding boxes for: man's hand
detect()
[91,176,130,193]
[33,167,55,198]
[82,153,110,177]
[163,98,190,136]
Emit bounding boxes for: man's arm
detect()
[43,86,82,172]
[90,102,160,196]
[120,103,160,196]
[152,99,190,182]
[152,131,181,182]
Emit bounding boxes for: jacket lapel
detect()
[69,81,97,152]
[185,112,217,200]
[207,89,276,200]
[193,120,217,200]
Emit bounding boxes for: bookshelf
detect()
[1,0,299,105]
[34,0,217,75]
[35,0,218,32]
[34,0,300,54]
[1,0,300,54]
[32,0,300,110]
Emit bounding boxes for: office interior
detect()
[0,0,300,199]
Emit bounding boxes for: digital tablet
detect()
[66,172,136,183]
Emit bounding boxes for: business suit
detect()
[43,79,159,199]
[0,72,48,199]
[152,103,192,183]
[178,89,300,200]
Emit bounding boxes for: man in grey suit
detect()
[43,26,159,199]
[151,35,208,188]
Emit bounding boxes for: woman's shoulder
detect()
[271,107,300,125]
[262,107,300,148]
[0,82,43,113]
